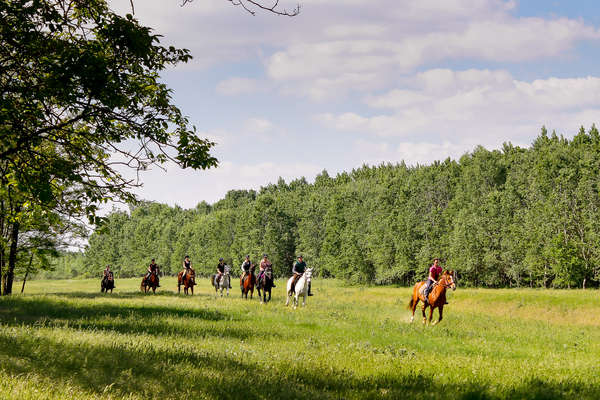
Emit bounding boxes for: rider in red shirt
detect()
[423,258,442,306]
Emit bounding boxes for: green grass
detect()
[1,278,599,399]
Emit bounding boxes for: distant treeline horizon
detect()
[48,126,600,288]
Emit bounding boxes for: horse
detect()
[285,268,313,309]
[101,273,114,293]
[408,270,456,325]
[211,265,230,297]
[141,272,159,294]
[256,266,274,303]
[240,263,256,299]
[178,268,196,295]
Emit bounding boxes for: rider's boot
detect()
[307,282,313,296]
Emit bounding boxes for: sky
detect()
[108,0,600,208]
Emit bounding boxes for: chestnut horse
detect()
[240,264,256,299]
[408,270,456,325]
[141,272,159,293]
[178,268,196,295]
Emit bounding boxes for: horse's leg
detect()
[410,295,416,323]
[421,302,427,324]
[428,305,434,325]
[191,285,194,296]
[433,305,443,326]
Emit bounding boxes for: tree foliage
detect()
[74,126,600,288]
[0,0,217,294]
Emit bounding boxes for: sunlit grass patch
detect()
[1,278,599,399]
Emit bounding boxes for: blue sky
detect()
[109,0,600,207]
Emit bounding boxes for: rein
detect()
[433,276,453,289]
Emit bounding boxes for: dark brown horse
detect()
[241,264,256,299]
[141,272,159,293]
[256,267,274,303]
[408,270,456,325]
[178,268,196,295]
[101,272,114,293]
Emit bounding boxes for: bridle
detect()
[435,275,455,289]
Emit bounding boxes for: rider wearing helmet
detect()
[182,256,193,281]
[240,255,252,289]
[258,254,275,288]
[291,255,312,295]
[423,258,442,306]
[216,257,231,288]
[145,259,160,287]
[103,265,114,286]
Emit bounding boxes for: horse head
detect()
[305,268,313,282]
[443,270,456,291]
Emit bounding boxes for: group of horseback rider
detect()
[107,253,313,296]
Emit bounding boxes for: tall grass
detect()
[1,278,599,399]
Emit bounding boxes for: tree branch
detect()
[180,0,300,16]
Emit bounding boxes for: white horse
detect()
[212,265,230,297]
[285,268,313,309]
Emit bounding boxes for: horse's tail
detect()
[407,297,415,310]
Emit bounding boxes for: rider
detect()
[258,254,275,288]
[182,255,193,282]
[240,255,252,289]
[216,257,231,288]
[423,258,442,306]
[291,255,312,295]
[145,259,160,287]
[103,265,114,286]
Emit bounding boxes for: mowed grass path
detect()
[1,278,599,399]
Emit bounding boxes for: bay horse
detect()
[240,264,256,299]
[178,268,196,295]
[141,272,159,293]
[408,270,456,325]
[211,265,230,297]
[101,273,114,293]
[285,268,313,309]
[256,266,274,303]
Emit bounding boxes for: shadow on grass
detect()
[38,289,208,299]
[0,296,280,341]
[0,328,598,400]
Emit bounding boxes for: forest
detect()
[44,126,600,289]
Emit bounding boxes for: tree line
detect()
[64,126,600,288]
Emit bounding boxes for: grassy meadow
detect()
[0,278,599,399]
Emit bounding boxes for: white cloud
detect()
[216,77,263,96]
[353,138,470,167]
[319,70,600,143]
[244,117,274,134]
[130,160,322,206]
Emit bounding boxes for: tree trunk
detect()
[582,277,586,290]
[3,218,20,296]
[21,253,33,294]
[0,199,4,296]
